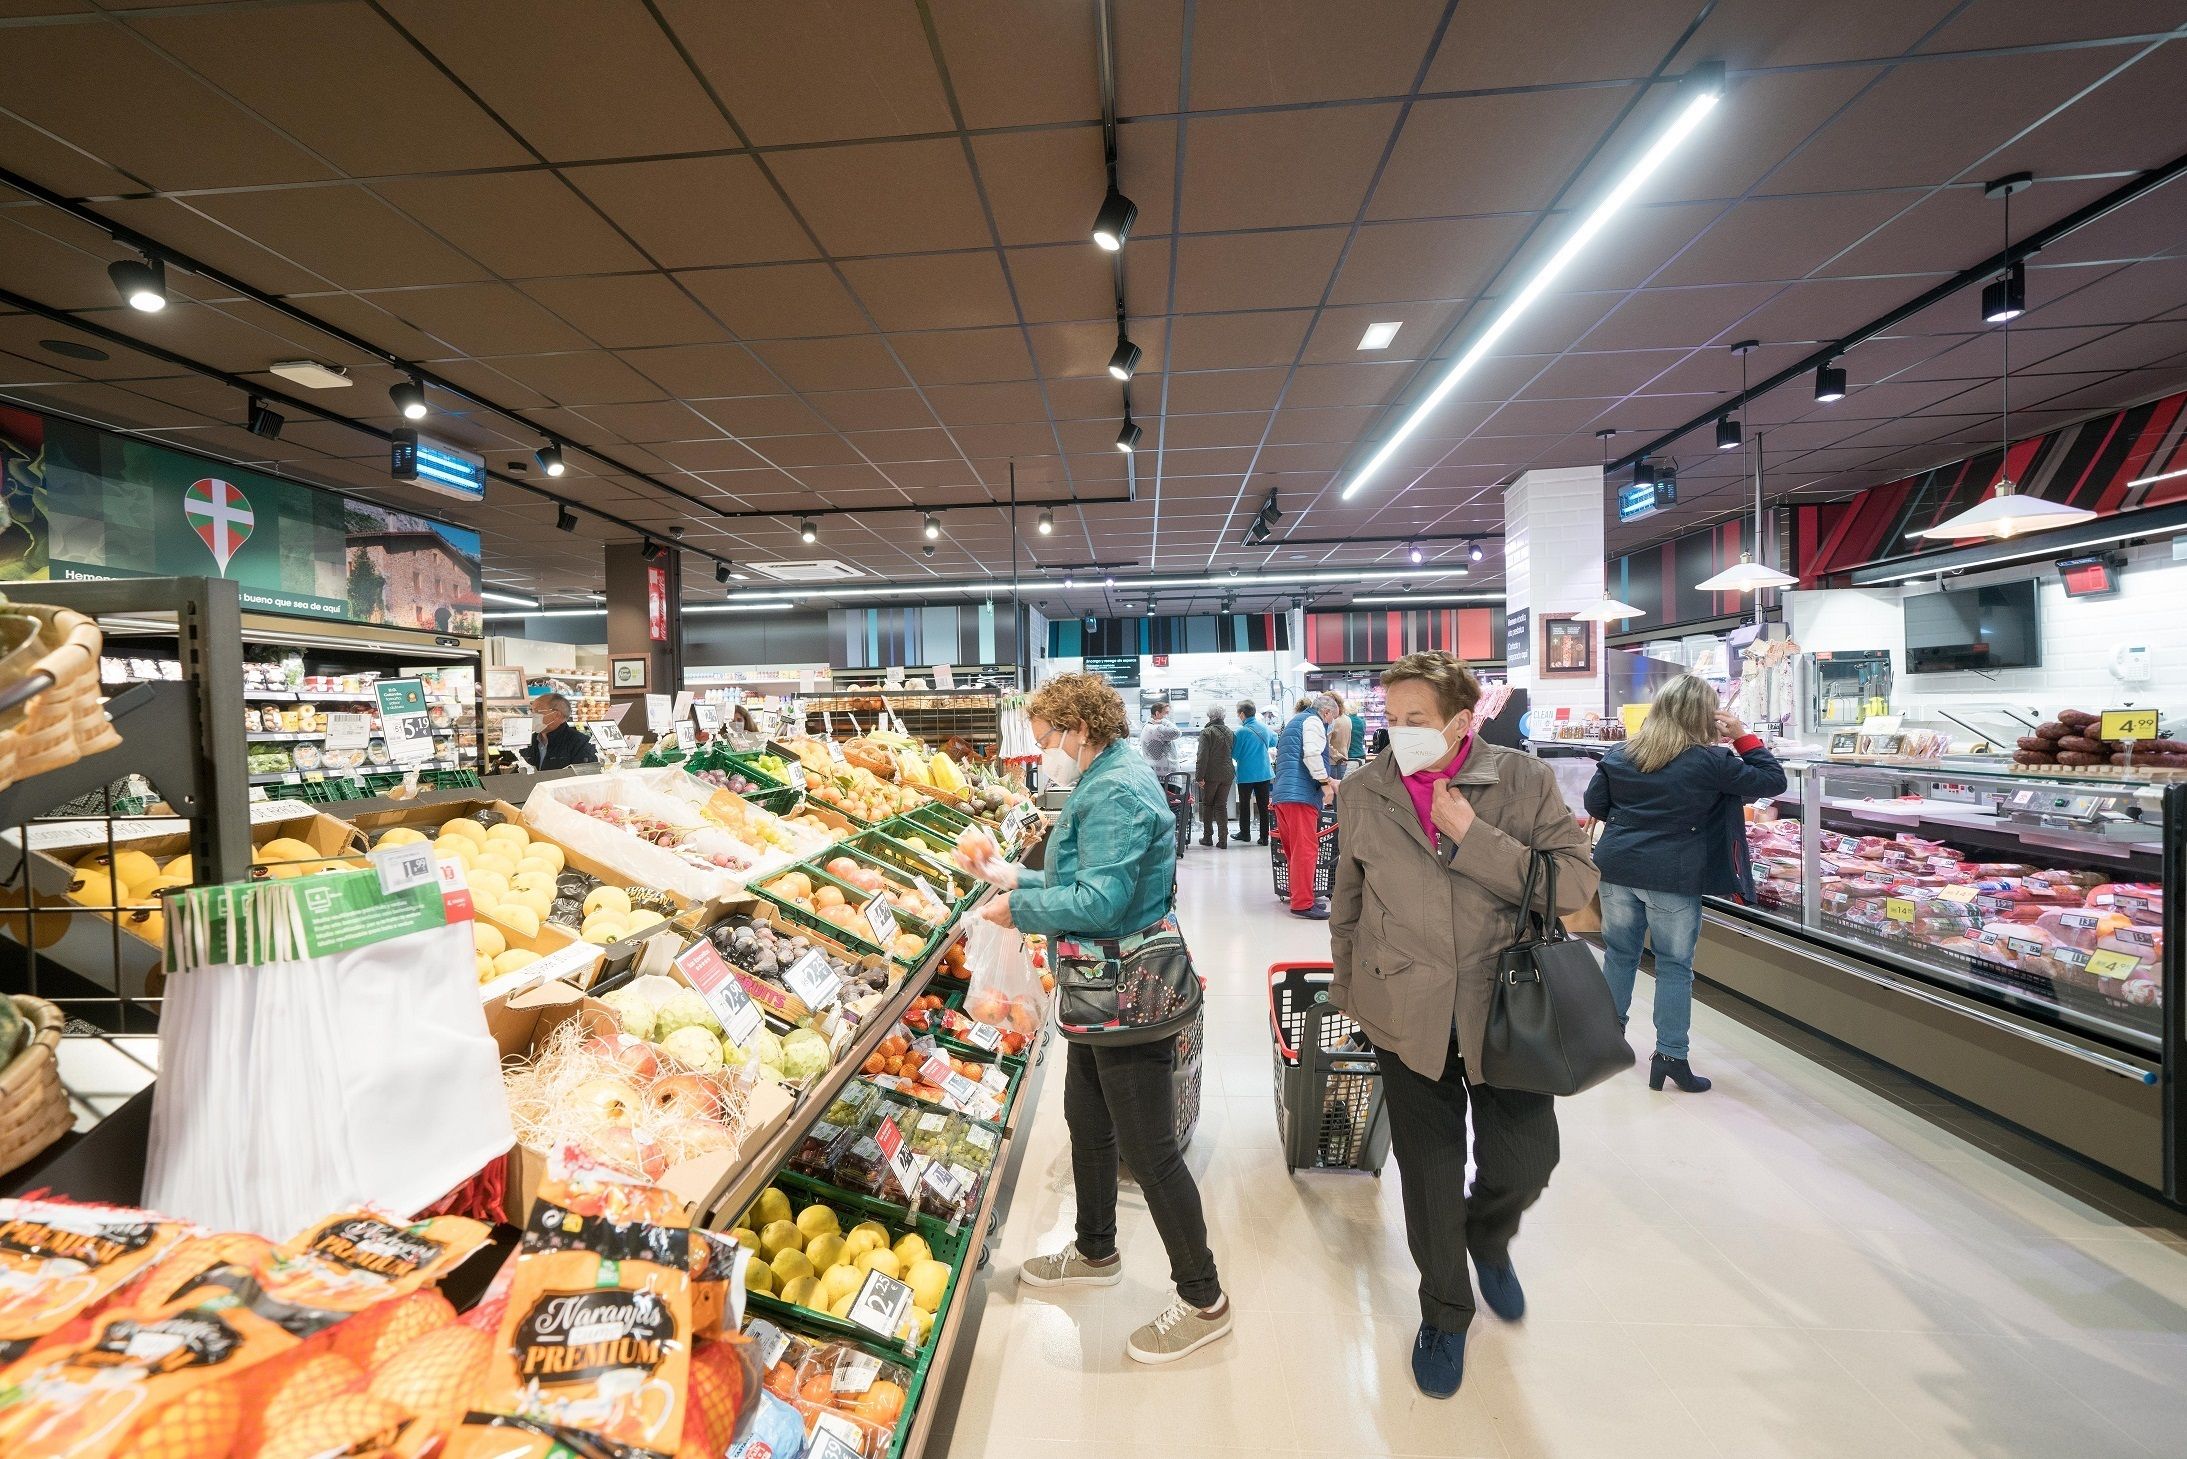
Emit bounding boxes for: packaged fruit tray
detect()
[752,863,947,970]
[723,749,795,791]
[736,1170,968,1370]
[895,800,977,847]
[859,1024,1022,1129]
[848,829,977,909]
[920,989,1034,1067]
[820,844,957,925]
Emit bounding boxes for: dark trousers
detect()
[1065,1036,1221,1307]
[1235,781,1271,842]
[1198,778,1233,845]
[1374,1033,1559,1332]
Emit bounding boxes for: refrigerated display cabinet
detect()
[1698,759,2184,1199]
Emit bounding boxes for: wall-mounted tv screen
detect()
[1903,580,2040,674]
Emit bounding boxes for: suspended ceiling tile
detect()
[1191,0,1446,108]
[922,379,1050,426]
[808,388,936,433]
[1047,372,1144,421]
[521,274,727,350]
[1172,227,1349,314]
[1167,311,1312,370]
[1581,284,1781,352]
[1681,0,1962,71]
[928,0,1103,128]
[366,281,588,357]
[191,186,491,292]
[655,0,952,146]
[747,335,909,393]
[1328,215,1528,306]
[1181,106,1402,232]
[837,252,1020,332]
[688,393,826,437]
[566,155,816,270]
[0,112,141,200]
[768,138,994,257]
[484,349,669,406]
[1371,87,1635,221]
[970,128,1114,248]
[1427,0,1700,90]
[1000,245,1120,324]
[852,427,957,463]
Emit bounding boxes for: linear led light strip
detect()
[2127,466,2187,488]
[1860,519,2166,585]
[1341,64,1724,501]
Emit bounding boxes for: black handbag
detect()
[1480,850,1634,1095]
[1052,913,1204,1047]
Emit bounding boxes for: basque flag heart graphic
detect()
[184,477,254,574]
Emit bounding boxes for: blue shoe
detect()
[1473,1254,1525,1322]
[1411,1322,1466,1398]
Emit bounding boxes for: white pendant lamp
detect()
[1912,174,2094,543]
[1572,596,1646,622]
[1694,340,1801,595]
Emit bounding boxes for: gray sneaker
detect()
[1018,1242,1122,1289]
[1126,1296,1233,1364]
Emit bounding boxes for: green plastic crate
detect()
[749,866,944,970]
[851,829,977,909]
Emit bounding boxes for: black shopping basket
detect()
[1268,962,1390,1174]
[1271,804,1339,901]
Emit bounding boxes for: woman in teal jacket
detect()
[957,672,1230,1366]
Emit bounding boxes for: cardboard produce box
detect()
[488,978,794,1227]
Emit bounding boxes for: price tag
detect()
[671,690,694,723]
[923,1160,973,1205]
[786,760,807,790]
[1936,884,1980,904]
[885,665,905,688]
[374,678,436,764]
[2085,949,2143,980]
[588,723,628,754]
[2101,709,2158,743]
[324,712,371,751]
[676,940,762,1049]
[1001,799,1036,842]
[783,949,841,1011]
[831,1349,882,1396]
[964,1124,997,1154]
[965,1022,1003,1052]
[934,663,955,689]
[912,873,942,911]
[874,1116,923,1192]
[499,714,533,749]
[919,1053,955,1087]
[1884,897,1916,924]
[645,693,671,733]
[747,1318,790,1373]
[808,1418,868,1459]
[829,738,848,764]
[940,1071,984,1110]
[694,703,721,733]
[672,723,696,752]
[370,842,436,895]
[862,894,899,945]
[846,1269,915,1342]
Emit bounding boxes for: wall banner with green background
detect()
[0,402,483,636]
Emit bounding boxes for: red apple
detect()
[586,1033,661,1082]
[651,1072,725,1122]
[569,1075,644,1127]
[585,1123,668,1180]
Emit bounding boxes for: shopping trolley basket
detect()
[1270,804,1339,902]
[1268,961,1390,1174]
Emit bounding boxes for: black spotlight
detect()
[389,375,427,420]
[1468,540,1485,563]
[1107,333,1142,381]
[536,441,566,477]
[108,253,165,312]
[1037,508,1054,536]
[642,539,666,562]
[1982,261,2025,323]
[1814,361,1847,403]
[245,396,284,440]
[799,517,818,544]
[1715,416,1741,451]
[1257,491,1283,531]
[715,563,731,585]
[1091,187,1138,251]
[1632,459,1657,486]
[1116,416,1143,453]
[555,505,577,533]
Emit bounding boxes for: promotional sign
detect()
[1504,609,1530,667]
[677,939,763,1050]
[645,693,672,733]
[1084,654,1141,688]
[2101,708,2158,743]
[373,678,435,763]
[0,403,482,635]
[647,564,669,643]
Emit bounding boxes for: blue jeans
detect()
[1598,883,1701,1060]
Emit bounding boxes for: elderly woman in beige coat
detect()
[1330,651,1596,1401]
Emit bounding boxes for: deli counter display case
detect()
[1698,759,2185,1199]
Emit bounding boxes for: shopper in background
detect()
[520,692,599,772]
[1231,699,1274,845]
[1326,693,1355,779]
[1329,651,1597,1399]
[1347,702,1369,776]
[1271,693,1340,918]
[955,672,1230,1364]
[1194,704,1235,848]
[1140,699,1180,778]
[1585,674,1785,1094]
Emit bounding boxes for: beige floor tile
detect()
[1636,1324,1921,1457]
[1273,1311,1512,1456]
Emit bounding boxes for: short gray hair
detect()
[535,692,572,716]
[1310,692,1341,718]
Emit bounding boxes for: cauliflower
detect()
[660,1025,725,1073]
[749,1028,785,1072]
[779,1028,830,1081]
[655,988,722,1038]
[599,987,657,1042]
[627,973,684,1010]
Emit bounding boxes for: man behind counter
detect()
[520,691,600,771]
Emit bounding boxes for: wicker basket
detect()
[0,602,121,793]
[0,996,74,1178]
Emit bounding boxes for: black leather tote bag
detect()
[1480,850,1635,1095]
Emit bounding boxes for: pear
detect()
[855,1248,901,1280]
[758,1219,804,1259]
[794,1204,841,1241]
[848,1219,890,1251]
[779,1275,820,1310]
[728,1227,760,1252]
[805,1233,846,1275]
[829,1291,858,1320]
[820,1263,865,1309]
[744,1254,775,1295]
[473,922,508,960]
[892,1233,931,1269]
[905,1257,950,1313]
[376,827,428,848]
[769,1248,814,1285]
[753,1188,794,1228]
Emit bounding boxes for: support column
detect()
[1503,465,1606,721]
[605,542,682,722]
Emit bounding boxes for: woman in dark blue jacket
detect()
[1583,675,1785,1093]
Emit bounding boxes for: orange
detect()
[248,1352,365,1457]
[256,1393,410,1459]
[368,1324,492,1432]
[332,1290,455,1372]
[125,1381,241,1459]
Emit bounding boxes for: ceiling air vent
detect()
[747,559,864,582]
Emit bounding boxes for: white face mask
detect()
[1387,715,1472,776]
[1039,730,1083,788]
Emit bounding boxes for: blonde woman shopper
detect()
[1583,675,1786,1093]
[1330,652,1597,1399]
[954,673,1230,1364]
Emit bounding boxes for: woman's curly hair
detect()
[1028,672,1129,745]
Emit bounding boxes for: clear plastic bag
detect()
[961,919,1046,1040]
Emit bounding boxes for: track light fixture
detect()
[799,517,818,544]
[641,539,665,562]
[108,252,167,312]
[555,505,577,533]
[1715,415,1741,451]
[536,441,566,477]
[1257,490,1283,531]
[1407,541,1424,565]
[1107,332,1142,381]
[1468,540,1485,564]
[1982,260,2026,324]
[924,513,941,540]
[715,563,731,585]
[1814,361,1848,403]
[390,375,428,421]
[1091,186,1138,251]
[244,396,284,440]
[1632,459,1657,487]
[1116,415,1142,453]
[1037,508,1054,536]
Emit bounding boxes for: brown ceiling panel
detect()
[655,0,951,145]
[574,399,718,444]
[135,3,532,176]
[369,173,646,280]
[1372,87,1635,221]
[1172,227,1349,314]
[758,433,868,470]
[806,388,938,433]
[1027,321,1131,381]
[521,274,727,350]
[769,139,993,256]
[929,0,1101,127]
[95,198,326,296]
[379,0,737,162]
[686,394,825,438]
[0,113,139,200]
[648,436,770,472]
[1918,0,2186,52]
[568,156,815,270]
[1821,177,2120,282]
[922,380,1050,426]
[1045,373,1141,421]
[1428,0,1696,91]
[748,336,909,393]
[0,216,152,313]
[372,282,590,357]
[192,186,489,292]
[1299,303,1463,364]
[675,263,870,342]
[883,459,975,492]
[890,326,1039,386]
[1651,67,1885,207]
[1182,105,1401,232]
[1167,311,1312,370]
[1159,410,1266,450]
[1327,215,1529,307]
[1579,284,1780,352]
[620,342,782,401]
[1283,361,1412,409]
[1001,245,1119,324]
[2025,257,2187,329]
[485,350,668,406]
[1190,0,1446,108]
[854,428,957,463]
[836,253,1019,332]
[1682,0,1961,70]
[1651,191,1918,288]
[1160,368,1286,414]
